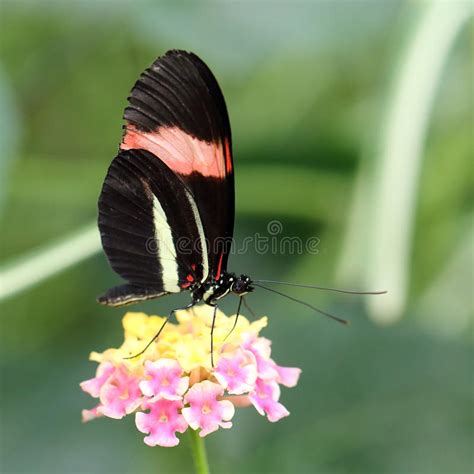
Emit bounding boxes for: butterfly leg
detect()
[224,297,243,341]
[124,301,196,359]
[210,304,218,368]
[242,296,256,318]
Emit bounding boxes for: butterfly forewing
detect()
[121,50,234,278]
[98,50,235,306]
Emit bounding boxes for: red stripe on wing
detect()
[122,124,228,178]
[215,252,224,280]
[224,138,233,175]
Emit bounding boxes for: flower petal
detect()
[80,362,115,397]
[139,359,188,401]
[99,365,142,419]
[81,406,103,422]
[249,379,289,422]
[182,381,235,437]
[276,366,301,388]
[135,399,188,447]
[213,349,257,395]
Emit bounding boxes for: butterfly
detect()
[97,50,259,359]
[97,50,384,360]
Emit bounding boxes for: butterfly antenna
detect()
[224,297,242,341]
[253,283,349,325]
[254,279,387,295]
[210,305,218,368]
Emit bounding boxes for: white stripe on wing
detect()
[183,188,209,283]
[152,195,180,293]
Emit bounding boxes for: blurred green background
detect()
[1,1,472,473]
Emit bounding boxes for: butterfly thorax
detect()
[191,272,254,305]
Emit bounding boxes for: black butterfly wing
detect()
[121,49,235,280]
[98,149,208,306]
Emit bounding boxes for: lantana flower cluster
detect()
[80,306,301,447]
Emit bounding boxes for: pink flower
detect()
[81,406,103,422]
[213,349,257,395]
[98,365,142,419]
[182,381,235,437]
[242,334,278,380]
[135,399,188,447]
[81,310,302,446]
[139,359,189,401]
[241,334,302,387]
[275,365,301,388]
[80,362,115,398]
[249,378,290,422]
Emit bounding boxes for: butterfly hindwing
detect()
[98,148,208,305]
[97,284,168,307]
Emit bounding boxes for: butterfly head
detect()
[230,274,254,296]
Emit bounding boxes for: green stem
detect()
[188,429,210,474]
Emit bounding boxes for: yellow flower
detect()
[122,311,167,340]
